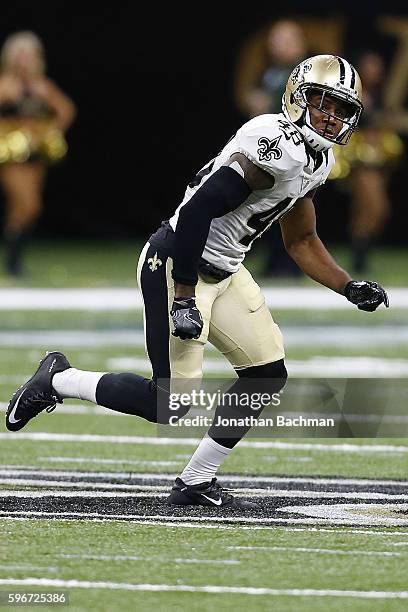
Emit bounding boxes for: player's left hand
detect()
[344,280,389,312]
[171,297,204,340]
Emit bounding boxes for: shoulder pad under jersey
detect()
[235,113,306,180]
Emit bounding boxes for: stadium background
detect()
[1,3,407,244]
[1,6,408,611]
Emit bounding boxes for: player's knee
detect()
[237,358,288,393]
[154,383,192,424]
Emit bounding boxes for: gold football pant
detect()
[137,241,285,381]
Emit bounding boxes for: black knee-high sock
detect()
[95,372,189,424]
[96,373,158,421]
[208,360,288,449]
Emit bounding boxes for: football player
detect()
[6,55,389,508]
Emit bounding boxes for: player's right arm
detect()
[173,153,273,297]
[171,153,273,339]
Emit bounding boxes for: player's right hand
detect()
[171,297,204,340]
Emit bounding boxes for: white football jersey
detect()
[169,113,335,273]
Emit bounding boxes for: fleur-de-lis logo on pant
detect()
[148,252,162,272]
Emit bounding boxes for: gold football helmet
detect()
[282,54,363,151]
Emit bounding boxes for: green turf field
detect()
[0,241,407,611]
[0,239,406,287]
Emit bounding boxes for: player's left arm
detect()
[280,195,389,311]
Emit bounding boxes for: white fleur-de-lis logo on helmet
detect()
[148,252,162,272]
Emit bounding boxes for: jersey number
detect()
[239,197,294,247]
[278,119,303,146]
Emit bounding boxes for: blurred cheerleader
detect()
[0,31,76,276]
[330,51,404,273]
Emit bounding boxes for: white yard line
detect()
[59,554,240,565]
[2,403,408,426]
[36,457,181,466]
[0,515,243,529]
[0,330,143,347]
[0,375,29,384]
[0,512,262,531]
[281,527,408,536]
[0,403,122,416]
[0,286,406,310]
[0,565,57,572]
[0,578,407,599]
[1,326,407,347]
[107,355,408,377]
[226,546,402,557]
[1,432,407,454]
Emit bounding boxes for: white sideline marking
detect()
[0,511,408,532]
[0,509,407,527]
[2,485,408,502]
[0,286,406,310]
[0,479,171,493]
[1,468,408,489]
[60,554,239,565]
[281,503,408,526]
[227,546,402,557]
[0,578,408,599]
[0,490,168,498]
[1,432,408,454]
[1,512,408,531]
[1,485,408,502]
[0,289,145,311]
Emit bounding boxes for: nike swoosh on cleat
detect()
[7,388,26,424]
[201,493,222,506]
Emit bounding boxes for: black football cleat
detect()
[167,477,259,509]
[6,351,71,431]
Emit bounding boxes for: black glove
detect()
[344,280,389,312]
[171,297,203,340]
